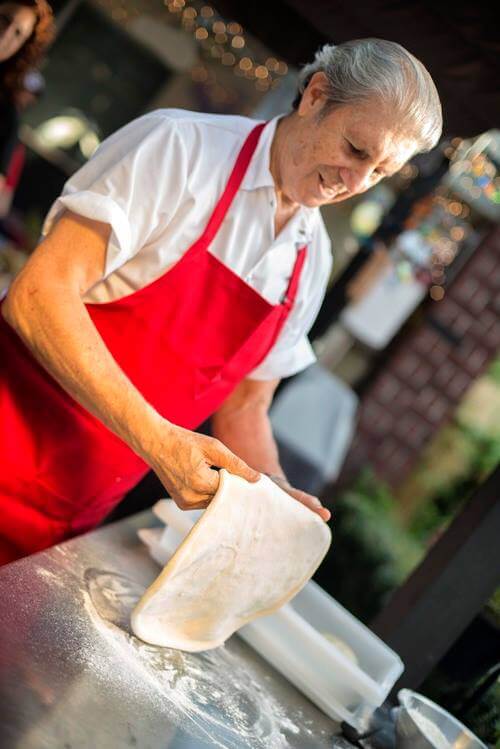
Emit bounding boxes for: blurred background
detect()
[0,0,498,744]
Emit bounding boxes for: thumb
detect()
[212,442,260,483]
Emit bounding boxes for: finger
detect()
[211,443,260,483]
[282,485,331,523]
[166,467,220,511]
[179,499,210,511]
[199,464,221,495]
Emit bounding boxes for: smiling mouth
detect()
[318,172,345,198]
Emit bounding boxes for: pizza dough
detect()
[131,470,332,652]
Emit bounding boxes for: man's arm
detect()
[212,378,331,521]
[2,211,259,508]
[212,378,284,476]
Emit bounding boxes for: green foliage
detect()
[422,667,500,745]
[317,456,500,742]
[487,589,500,627]
[463,680,500,746]
[316,469,423,622]
[487,356,500,386]
[458,424,500,478]
[409,422,500,543]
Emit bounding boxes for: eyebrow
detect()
[345,135,400,176]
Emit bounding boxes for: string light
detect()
[448,201,462,216]
[93,0,290,107]
[167,0,289,98]
[450,226,465,241]
[254,65,269,79]
[447,131,500,205]
[231,35,245,49]
[430,285,445,301]
[227,21,241,33]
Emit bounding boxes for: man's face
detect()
[279,73,417,208]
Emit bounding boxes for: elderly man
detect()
[0,38,442,563]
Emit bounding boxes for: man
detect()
[0,38,442,563]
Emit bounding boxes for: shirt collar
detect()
[240,114,318,237]
[240,115,281,192]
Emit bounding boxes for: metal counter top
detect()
[0,512,354,749]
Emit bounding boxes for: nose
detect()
[339,164,375,194]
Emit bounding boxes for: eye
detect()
[347,141,365,158]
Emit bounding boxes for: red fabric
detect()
[5,142,25,190]
[0,123,307,563]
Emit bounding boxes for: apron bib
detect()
[0,123,307,563]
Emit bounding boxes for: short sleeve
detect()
[249,216,333,381]
[42,113,189,279]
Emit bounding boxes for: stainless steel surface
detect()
[0,511,350,749]
[395,689,487,749]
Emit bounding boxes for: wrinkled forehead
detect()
[356,127,416,172]
[342,101,418,171]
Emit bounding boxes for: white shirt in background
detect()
[43,109,333,380]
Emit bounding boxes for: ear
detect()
[298,71,330,117]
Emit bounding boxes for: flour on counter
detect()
[35,567,66,589]
[79,567,312,749]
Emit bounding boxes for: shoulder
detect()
[155,108,260,137]
[147,109,262,165]
[113,108,260,150]
[92,109,262,175]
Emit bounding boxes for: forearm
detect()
[2,274,162,460]
[212,405,285,478]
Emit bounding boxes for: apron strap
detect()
[197,122,267,247]
[283,245,308,306]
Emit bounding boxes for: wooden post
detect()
[371,466,500,692]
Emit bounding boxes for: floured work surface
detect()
[0,511,344,749]
[132,470,332,651]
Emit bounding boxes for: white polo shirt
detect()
[43,109,333,380]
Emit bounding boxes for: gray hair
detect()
[296,38,442,153]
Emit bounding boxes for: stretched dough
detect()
[131,470,332,651]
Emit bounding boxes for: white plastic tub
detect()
[138,500,404,729]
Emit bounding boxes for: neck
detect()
[270,112,300,212]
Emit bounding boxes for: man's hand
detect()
[147,422,260,510]
[267,474,331,522]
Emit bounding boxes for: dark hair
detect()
[0,0,55,106]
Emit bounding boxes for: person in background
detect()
[0,0,54,217]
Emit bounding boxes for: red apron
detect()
[0,123,308,564]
